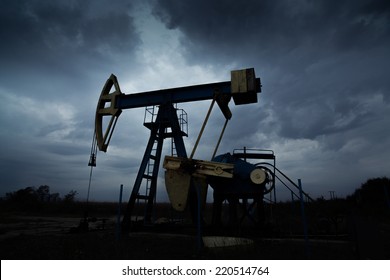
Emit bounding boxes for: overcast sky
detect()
[0,0,389,202]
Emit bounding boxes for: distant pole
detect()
[273,182,277,203]
[291,190,295,212]
[116,184,124,241]
[197,182,202,254]
[298,179,311,259]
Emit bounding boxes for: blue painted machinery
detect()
[163,148,276,227]
[209,150,276,226]
[90,68,266,229]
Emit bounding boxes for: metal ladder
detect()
[134,137,159,223]
[122,104,188,230]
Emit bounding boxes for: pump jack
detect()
[90,68,262,230]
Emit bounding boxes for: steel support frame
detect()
[122,104,187,229]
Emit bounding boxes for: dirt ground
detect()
[0,213,362,260]
[1,198,389,260]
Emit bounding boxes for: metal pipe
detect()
[190,98,216,159]
[257,162,314,202]
[211,118,229,160]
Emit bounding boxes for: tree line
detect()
[346,176,390,215]
[1,177,389,215]
[3,185,78,203]
[1,185,79,213]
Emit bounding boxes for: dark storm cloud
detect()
[152,0,390,59]
[150,0,390,197]
[0,0,139,84]
[1,0,389,201]
[0,0,144,199]
[151,0,390,138]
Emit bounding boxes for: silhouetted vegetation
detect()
[347,177,390,215]
[4,185,77,203]
[1,185,80,214]
[1,178,389,259]
[1,178,390,220]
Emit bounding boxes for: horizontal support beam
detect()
[116,78,261,110]
[233,153,275,160]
